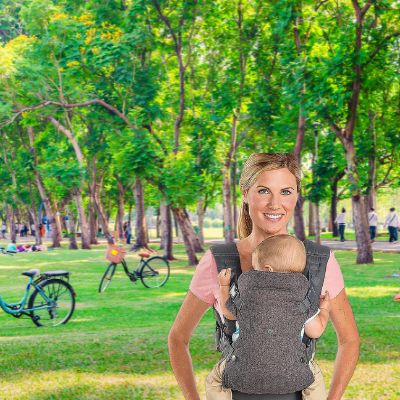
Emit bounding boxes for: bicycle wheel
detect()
[140,256,170,288]
[99,263,117,293]
[28,278,75,327]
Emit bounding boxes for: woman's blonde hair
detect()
[237,153,301,239]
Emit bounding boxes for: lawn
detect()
[0,244,399,400]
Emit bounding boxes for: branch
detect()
[360,0,373,18]
[152,0,179,51]
[143,123,168,155]
[365,31,400,66]
[5,99,134,130]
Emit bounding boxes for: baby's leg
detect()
[205,359,232,400]
[302,360,326,400]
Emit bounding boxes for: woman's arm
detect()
[218,268,237,320]
[327,288,360,400]
[168,290,211,400]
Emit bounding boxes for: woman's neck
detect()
[245,228,288,252]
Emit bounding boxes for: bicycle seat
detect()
[21,269,40,277]
[43,270,70,277]
[138,250,151,258]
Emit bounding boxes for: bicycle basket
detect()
[106,244,126,264]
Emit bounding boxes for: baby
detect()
[205,234,331,400]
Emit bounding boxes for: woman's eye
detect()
[258,188,269,194]
[281,189,292,195]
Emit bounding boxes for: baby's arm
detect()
[218,268,236,321]
[304,291,331,339]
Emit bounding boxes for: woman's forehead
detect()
[253,168,297,187]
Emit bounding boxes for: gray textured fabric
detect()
[223,271,316,395]
[232,390,301,400]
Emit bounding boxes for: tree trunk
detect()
[222,165,234,243]
[366,110,377,210]
[28,126,65,247]
[294,193,306,241]
[116,179,125,240]
[88,189,98,244]
[292,1,307,242]
[330,192,338,237]
[160,199,175,260]
[171,207,198,266]
[54,205,63,243]
[28,208,41,245]
[173,214,179,239]
[345,142,373,264]
[36,179,61,248]
[308,202,315,236]
[329,171,344,237]
[27,180,42,245]
[66,207,78,250]
[232,158,238,239]
[92,174,113,244]
[197,198,205,246]
[156,207,160,240]
[75,191,91,249]
[7,206,16,243]
[132,176,150,251]
[315,203,321,245]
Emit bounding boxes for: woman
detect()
[168,153,360,400]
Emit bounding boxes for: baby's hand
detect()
[218,268,232,287]
[319,291,331,313]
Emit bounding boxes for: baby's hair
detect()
[253,234,306,273]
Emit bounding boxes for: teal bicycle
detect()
[0,268,76,327]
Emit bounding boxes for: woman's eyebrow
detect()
[256,185,295,190]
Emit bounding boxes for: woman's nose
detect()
[267,194,282,209]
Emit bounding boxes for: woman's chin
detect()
[257,222,287,235]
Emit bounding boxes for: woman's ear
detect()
[265,264,273,272]
[242,190,248,204]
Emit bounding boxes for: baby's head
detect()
[251,234,306,273]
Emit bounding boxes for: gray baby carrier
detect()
[210,240,330,394]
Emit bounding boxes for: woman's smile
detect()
[262,212,285,222]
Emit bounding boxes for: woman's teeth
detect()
[263,213,283,221]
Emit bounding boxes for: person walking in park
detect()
[368,208,378,242]
[335,208,346,242]
[126,222,132,245]
[1,222,6,239]
[384,207,399,243]
[168,153,360,400]
[39,223,45,238]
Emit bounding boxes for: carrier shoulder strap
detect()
[210,242,242,275]
[209,243,241,354]
[302,239,331,310]
[301,239,331,361]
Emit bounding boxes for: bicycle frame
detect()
[0,276,54,316]
[120,258,142,281]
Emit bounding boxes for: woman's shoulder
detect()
[322,250,345,299]
[188,250,219,305]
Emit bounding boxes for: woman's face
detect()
[244,168,298,237]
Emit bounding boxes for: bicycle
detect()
[0,268,76,327]
[99,248,170,292]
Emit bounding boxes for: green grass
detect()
[0,244,399,399]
